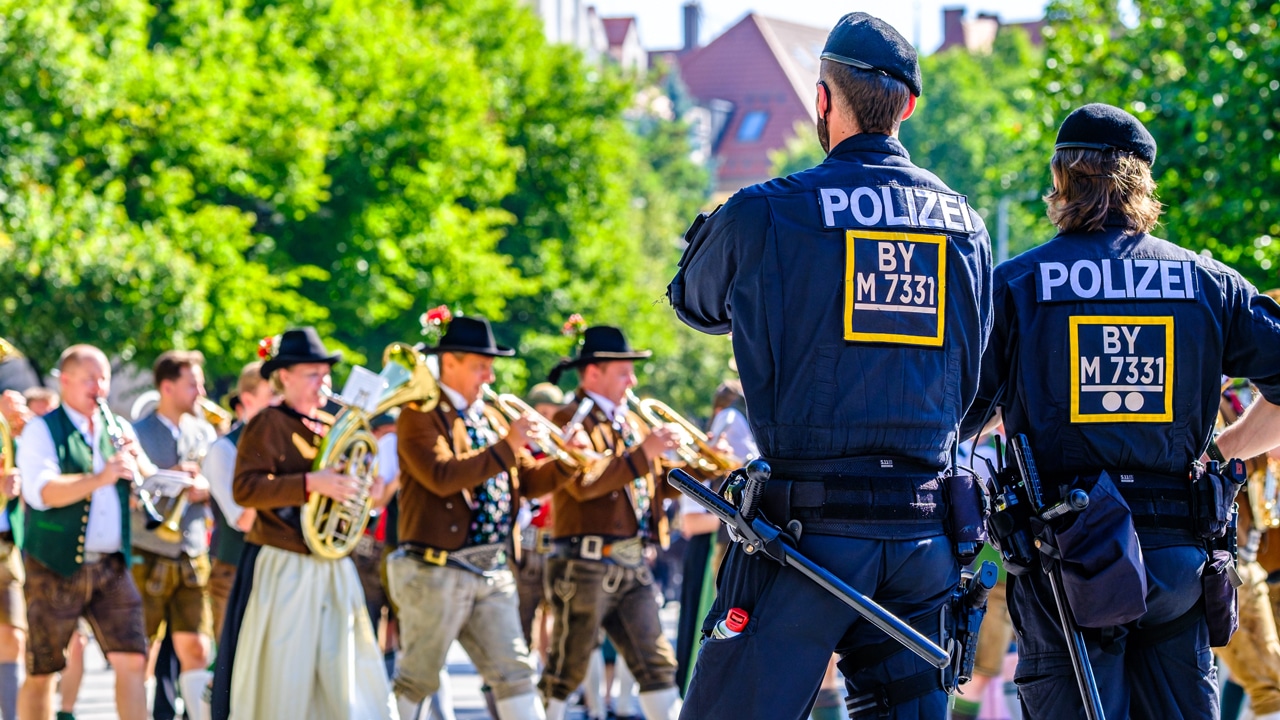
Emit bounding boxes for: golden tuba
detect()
[626,390,737,474]
[0,339,23,503]
[303,342,441,559]
[482,386,612,483]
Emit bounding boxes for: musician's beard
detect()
[816,115,831,154]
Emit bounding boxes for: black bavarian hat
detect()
[547,326,651,384]
[422,316,515,358]
[1055,103,1157,165]
[259,327,342,378]
[821,12,922,97]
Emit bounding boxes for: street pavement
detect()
[65,605,685,720]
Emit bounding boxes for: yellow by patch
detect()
[1069,315,1174,423]
[843,230,947,346]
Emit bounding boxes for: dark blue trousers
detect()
[681,533,958,720]
[1007,544,1216,719]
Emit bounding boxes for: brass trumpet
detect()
[483,386,612,483]
[198,397,232,427]
[626,390,737,474]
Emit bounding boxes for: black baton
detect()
[669,466,950,669]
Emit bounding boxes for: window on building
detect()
[736,111,769,142]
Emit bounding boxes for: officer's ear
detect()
[815,81,831,118]
[901,95,917,121]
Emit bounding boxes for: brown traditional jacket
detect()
[549,392,695,549]
[396,400,574,555]
[233,405,335,555]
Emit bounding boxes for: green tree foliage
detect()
[903,30,1055,258]
[1042,0,1280,287]
[0,0,724,413]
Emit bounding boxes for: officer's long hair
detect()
[1045,148,1162,234]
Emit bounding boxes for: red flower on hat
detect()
[420,305,454,344]
[257,335,279,360]
[562,314,586,344]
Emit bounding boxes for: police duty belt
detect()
[669,461,950,669]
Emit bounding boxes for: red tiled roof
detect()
[678,14,828,194]
[602,17,635,48]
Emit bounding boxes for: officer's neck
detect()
[827,114,898,151]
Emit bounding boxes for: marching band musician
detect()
[205,361,275,640]
[129,350,217,720]
[0,389,27,720]
[389,314,574,720]
[539,325,696,720]
[211,327,393,720]
[17,345,156,720]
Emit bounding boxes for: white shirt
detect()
[204,434,245,527]
[584,391,628,424]
[681,407,758,516]
[440,383,486,426]
[376,431,399,484]
[18,405,154,553]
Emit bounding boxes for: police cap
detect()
[1054,103,1157,165]
[820,13,922,97]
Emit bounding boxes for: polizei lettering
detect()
[819,186,974,233]
[1036,259,1199,302]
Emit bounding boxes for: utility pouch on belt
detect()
[944,472,987,565]
[1196,459,1246,646]
[1203,538,1240,647]
[1191,459,1247,540]
[1032,471,1147,628]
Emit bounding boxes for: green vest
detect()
[24,406,133,577]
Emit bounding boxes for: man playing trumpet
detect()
[390,314,577,720]
[540,325,715,720]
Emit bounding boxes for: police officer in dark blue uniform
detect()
[959,103,1280,719]
[668,12,993,719]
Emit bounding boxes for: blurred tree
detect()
[1042,0,1280,287]
[0,0,724,414]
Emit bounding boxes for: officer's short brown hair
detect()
[820,59,911,136]
[153,350,205,387]
[1045,148,1162,234]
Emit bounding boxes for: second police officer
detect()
[669,12,993,719]
[960,104,1280,717]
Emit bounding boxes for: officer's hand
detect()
[0,469,18,499]
[306,468,362,503]
[505,415,534,451]
[641,426,680,458]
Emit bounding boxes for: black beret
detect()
[1055,103,1157,165]
[821,12,922,97]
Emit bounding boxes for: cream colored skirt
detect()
[229,545,396,720]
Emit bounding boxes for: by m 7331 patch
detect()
[1069,316,1174,423]
[843,230,947,346]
